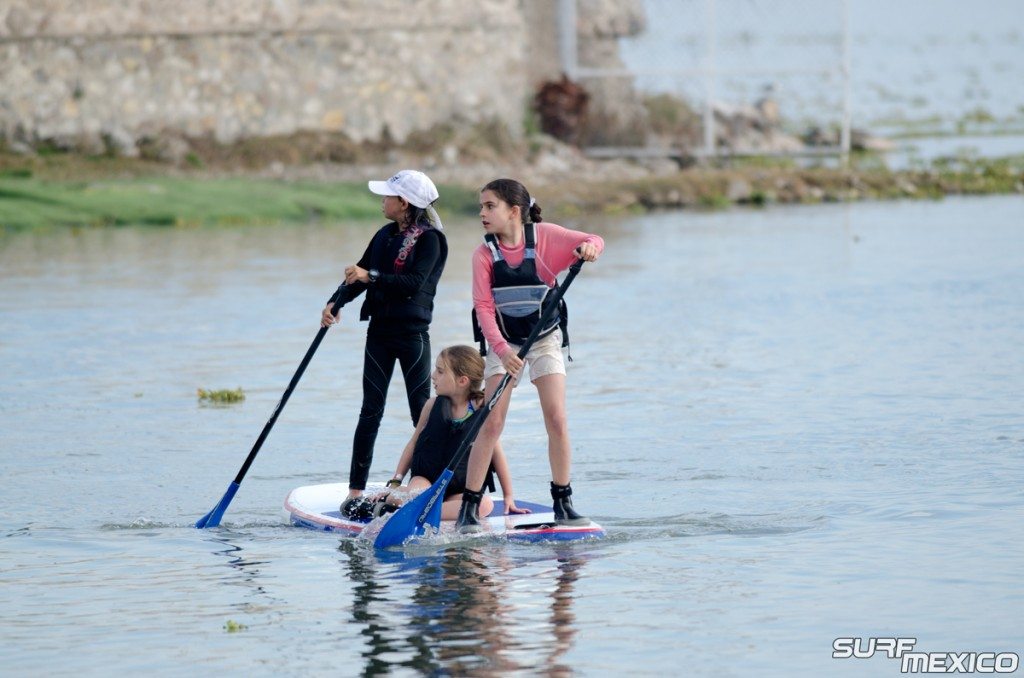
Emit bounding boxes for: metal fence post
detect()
[703,0,717,160]
[559,0,579,79]
[840,0,852,167]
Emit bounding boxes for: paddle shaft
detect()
[232,285,346,484]
[196,284,346,528]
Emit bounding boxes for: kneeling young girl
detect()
[345,345,528,521]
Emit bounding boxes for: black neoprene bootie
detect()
[371,496,397,518]
[456,489,484,533]
[340,496,374,522]
[551,482,590,526]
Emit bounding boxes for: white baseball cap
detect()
[368,169,439,209]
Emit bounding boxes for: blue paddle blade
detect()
[195,482,240,528]
[374,469,454,548]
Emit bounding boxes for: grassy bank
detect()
[1,155,1021,231]
[0,176,371,230]
[0,174,483,230]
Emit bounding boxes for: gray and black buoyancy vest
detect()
[472,222,569,353]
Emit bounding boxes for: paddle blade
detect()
[194,482,240,528]
[374,469,453,548]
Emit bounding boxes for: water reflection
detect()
[547,551,584,675]
[203,531,273,599]
[338,541,589,676]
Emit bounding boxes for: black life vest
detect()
[410,396,495,496]
[471,222,569,355]
[360,222,448,324]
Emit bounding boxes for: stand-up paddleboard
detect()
[284,483,605,544]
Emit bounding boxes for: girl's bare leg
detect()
[533,372,588,524]
[463,374,514,492]
[533,373,570,485]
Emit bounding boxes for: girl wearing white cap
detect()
[320,170,448,516]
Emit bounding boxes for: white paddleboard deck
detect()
[284,483,605,543]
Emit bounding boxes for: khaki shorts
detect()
[484,329,566,384]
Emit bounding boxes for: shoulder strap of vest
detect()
[485,224,535,260]
[436,395,452,423]
[524,221,536,250]
[483,233,502,262]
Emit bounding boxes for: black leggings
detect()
[348,330,431,490]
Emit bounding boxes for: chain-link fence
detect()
[559,0,850,162]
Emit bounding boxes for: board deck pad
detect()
[284,483,605,544]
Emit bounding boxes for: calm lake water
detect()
[2,195,1022,676]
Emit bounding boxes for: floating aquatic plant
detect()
[223,620,248,632]
[197,387,245,403]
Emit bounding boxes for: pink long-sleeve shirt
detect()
[472,221,605,359]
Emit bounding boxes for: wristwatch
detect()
[368,268,380,283]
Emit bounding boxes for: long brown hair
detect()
[481,178,543,225]
[439,345,485,402]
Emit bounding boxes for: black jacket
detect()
[334,222,447,333]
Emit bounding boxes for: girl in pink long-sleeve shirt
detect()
[456,178,604,532]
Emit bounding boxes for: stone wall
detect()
[574,0,647,144]
[0,0,645,156]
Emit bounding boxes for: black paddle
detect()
[195,284,347,528]
[374,258,585,548]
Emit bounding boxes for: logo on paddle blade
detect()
[418,482,446,526]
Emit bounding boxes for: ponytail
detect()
[528,199,542,224]
[402,204,430,228]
